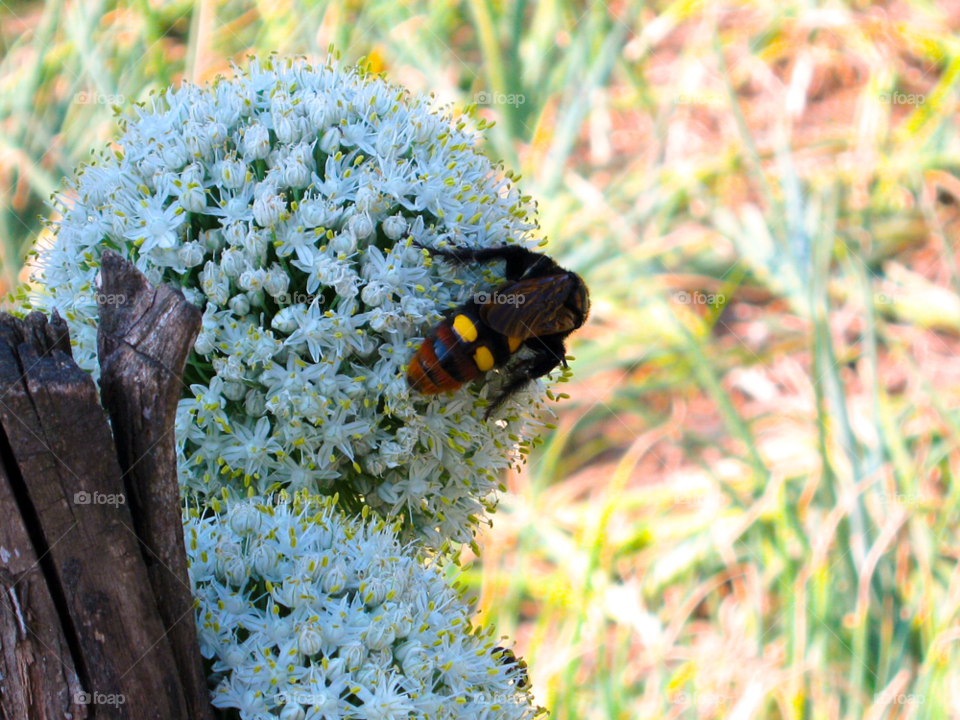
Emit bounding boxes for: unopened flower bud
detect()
[243,123,271,160]
[319,127,340,154]
[355,186,377,213]
[228,294,251,316]
[200,229,223,253]
[200,261,229,306]
[282,158,310,189]
[350,213,374,240]
[272,306,301,334]
[382,214,407,240]
[218,158,247,189]
[222,381,247,401]
[253,190,285,227]
[298,627,323,656]
[331,229,357,255]
[264,265,291,298]
[245,390,267,417]
[273,113,301,144]
[239,268,267,293]
[179,182,206,213]
[178,241,205,268]
[280,703,305,720]
[228,503,262,535]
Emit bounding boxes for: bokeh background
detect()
[3,0,960,717]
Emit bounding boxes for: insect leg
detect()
[484,334,568,419]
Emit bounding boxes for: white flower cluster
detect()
[187,494,538,720]
[29,56,549,546]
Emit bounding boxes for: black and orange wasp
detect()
[407,243,590,419]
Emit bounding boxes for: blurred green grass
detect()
[6,0,960,718]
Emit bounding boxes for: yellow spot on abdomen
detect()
[508,336,523,353]
[473,346,495,372]
[452,314,478,343]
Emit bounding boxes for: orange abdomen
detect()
[407,335,464,394]
[407,311,511,396]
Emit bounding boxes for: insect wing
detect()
[480,274,577,339]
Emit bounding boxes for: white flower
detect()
[253,186,286,227]
[319,127,340,154]
[245,389,267,417]
[228,294,250,316]
[298,627,323,656]
[272,305,303,334]
[349,213,374,240]
[128,195,187,255]
[228,503,263,535]
[382,214,407,240]
[178,241,205,268]
[218,157,248,189]
[160,136,189,170]
[200,261,230,306]
[187,494,538,720]
[264,264,291,299]
[330,229,357,255]
[200,228,224,253]
[354,186,378,213]
[243,122,271,159]
[221,416,283,480]
[29,55,551,547]
[194,331,216,356]
[272,97,302,144]
[280,142,315,189]
[222,380,247,402]
[220,246,246,277]
[177,165,208,213]
[280,702,306,720]
[238,267,267,293]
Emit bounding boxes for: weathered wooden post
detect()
[0,252,213,719]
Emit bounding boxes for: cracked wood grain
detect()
[97,251,211,720]
[0,311,187,719]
